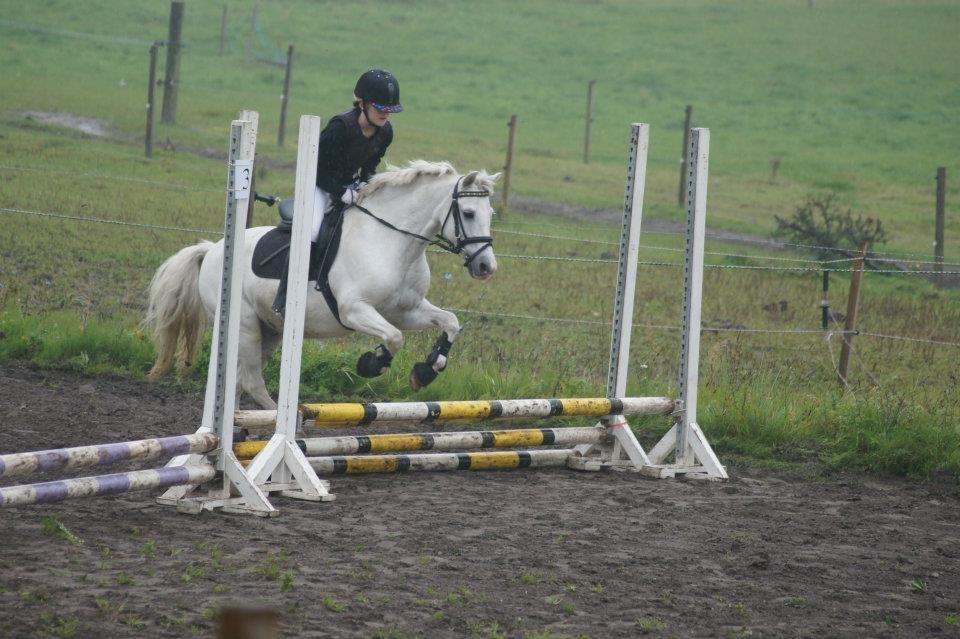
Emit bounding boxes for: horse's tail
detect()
[143,241,214,379]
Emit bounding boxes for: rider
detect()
[272,69,401,315]
[312,68,402,243]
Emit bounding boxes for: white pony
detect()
[145,160,499,409]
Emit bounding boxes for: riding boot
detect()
[271,248,290,316]
[308,240,322,284]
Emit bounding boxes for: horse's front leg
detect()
[339,300,404,378]
[395,299,461,391]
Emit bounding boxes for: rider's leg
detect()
[274,188,332,316]
[310,186,328,243]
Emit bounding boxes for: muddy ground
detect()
[0,362,958,638]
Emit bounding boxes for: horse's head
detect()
[439,169,500,280]
[361,161,500,279]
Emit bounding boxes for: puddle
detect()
[20,111,113,137]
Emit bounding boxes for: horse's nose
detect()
[472,254,497,279]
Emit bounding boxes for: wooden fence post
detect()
[500,114,517,217]
[278,45,294,147]
[145,43,159,158]
[935,167,946,275]
[160,1,184,124]
[583,80,595,164]
[219,5,228,56]
[837,240,869,390]
[677,104,693,206]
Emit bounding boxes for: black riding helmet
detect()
[355,69,403,113]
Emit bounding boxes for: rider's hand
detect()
[341,187,359,205]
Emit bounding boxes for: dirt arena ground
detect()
[1,362,958,638]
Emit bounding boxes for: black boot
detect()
[271,248,290,316]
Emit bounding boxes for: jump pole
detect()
[0,466,216,508]
[236,396,675,430]
[305,449,575,475]
[0,433,217,479]
[233,426,606,459]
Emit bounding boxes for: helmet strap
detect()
[359,101,382,130]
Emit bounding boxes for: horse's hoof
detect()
[357,350,389,377]
[410,363,438,390]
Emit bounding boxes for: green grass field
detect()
[1,0,959,476]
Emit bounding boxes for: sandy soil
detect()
[0,362,958,639]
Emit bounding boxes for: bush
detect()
[775,193,888,259]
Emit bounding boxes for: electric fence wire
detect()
[828,313,886,390]
[445,250,960,275]
[496,228,872,264]
[449,307,860,336]
[497,218,957,263]
[822,331,855,397]
[0,164,223,194]
[0,18,152,46]
[4,205,958,347]
[7,204,952,277]
[858,331,960,348]
[0,206,221,236]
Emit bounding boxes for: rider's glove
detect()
[340,181,366,206]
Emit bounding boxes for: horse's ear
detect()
[461,171,480,187]
[488,172,502,184]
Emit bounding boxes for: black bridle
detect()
[348,177,493,268]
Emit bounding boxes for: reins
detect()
[346,177,493,267]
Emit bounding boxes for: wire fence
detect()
[2,14,957,366]
[6,202,960,282]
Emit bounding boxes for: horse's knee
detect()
[383,328,403,355]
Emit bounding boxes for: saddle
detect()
[251,196,346,323]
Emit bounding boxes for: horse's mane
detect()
[362,160,498,198]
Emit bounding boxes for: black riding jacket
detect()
[315,108,393,199]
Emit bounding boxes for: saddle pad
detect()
[251,227,294,280]
[251,211,345,283]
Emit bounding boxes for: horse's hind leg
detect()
[235,315,277,410]
[395,300,461,391]
[260,322,282,367]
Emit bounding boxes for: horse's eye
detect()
[463,210,475,220]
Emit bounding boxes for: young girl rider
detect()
[313,68,401,241]
[272,69,401,315]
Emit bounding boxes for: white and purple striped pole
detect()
[0,465,216,508]
[0,433,218,479]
